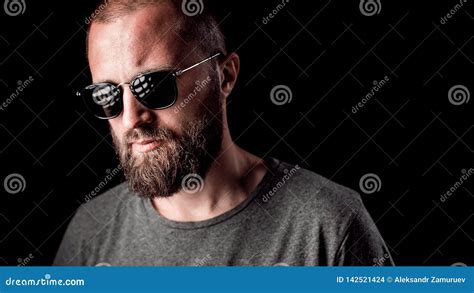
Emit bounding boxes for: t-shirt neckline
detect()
[141,157,282,230]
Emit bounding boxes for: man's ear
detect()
[218,52,240,98]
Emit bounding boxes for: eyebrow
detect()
[94,65,176,85]
[138,65,176,76]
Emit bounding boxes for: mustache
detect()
[123,125,176,146]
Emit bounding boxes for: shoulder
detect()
[79,182,134,223]
[67,182,139,242]
[260,158,392,265]
[262,157,365,221]
[54,182,137,265]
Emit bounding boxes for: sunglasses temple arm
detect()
[174,52,222,76]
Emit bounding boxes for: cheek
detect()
[174,78,214,117]
[108,121,125,142]
[151,108,187,135]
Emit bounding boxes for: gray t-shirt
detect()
[54,157,394,266]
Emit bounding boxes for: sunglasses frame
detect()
[77,52,222,120]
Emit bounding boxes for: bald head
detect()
[88,3,187,83]
[87,0,225,61]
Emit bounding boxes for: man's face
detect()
[87,4,223,198]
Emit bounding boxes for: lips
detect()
[130,139,160,153]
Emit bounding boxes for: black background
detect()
[0,0,473,266]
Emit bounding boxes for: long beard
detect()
[112,85,223,199]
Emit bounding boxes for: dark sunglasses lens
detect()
[131,71,177,109]
[82,84,122,119]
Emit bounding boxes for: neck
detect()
[151,132,267,222]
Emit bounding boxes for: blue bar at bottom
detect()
[0,267,472,292]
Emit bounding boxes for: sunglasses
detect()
[77,53,222,120]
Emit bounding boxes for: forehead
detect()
[87,3,185,82]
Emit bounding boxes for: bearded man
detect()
[54,0,393,266]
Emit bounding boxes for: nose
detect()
[121,85,155,130]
